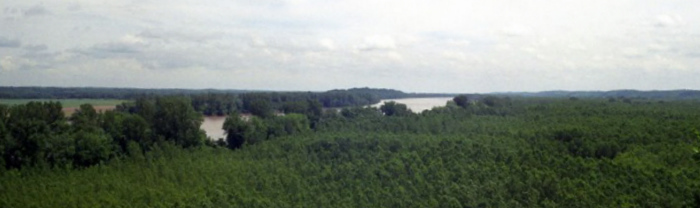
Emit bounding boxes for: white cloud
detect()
[655,15,685,28]
[357,35,397,51]
[1,0,700,92]
[0,56,39,71]
[0,56,17,71]
[501,24,533,37]
[319,38,335,50]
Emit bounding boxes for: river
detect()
[370,97,453,112]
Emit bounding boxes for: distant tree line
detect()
[0,87,443,117]
[0,86,424,100]
[0,87,253,99]
[188,88,412,117]
[501,89,700,100]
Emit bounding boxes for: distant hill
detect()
[330,87,454,99]
[494,89,700,100]
[328,87,406,99]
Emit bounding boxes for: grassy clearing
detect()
[0,99,127,108]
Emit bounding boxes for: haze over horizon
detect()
[1,0,699,93]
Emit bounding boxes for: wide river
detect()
[369,97,453,112]
[200,97,453,140]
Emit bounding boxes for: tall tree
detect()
[223,111,248,149]
[3,102,69,168]
[267,113,310,138]
[453,95,470,108]
[0,105,8,168]
[71,104,100,132]
[153,97,205,148]
[72,130,113,167]
[101,111,152,153]
[248,99,273,118]
[241,93,273,118]
[380,101,412,116]
[244,116,268,145]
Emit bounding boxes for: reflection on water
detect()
[370,97,453,112]
[201,116,227,140]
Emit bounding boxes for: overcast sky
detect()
[1,0,699,93]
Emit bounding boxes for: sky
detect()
[0,0,699,93]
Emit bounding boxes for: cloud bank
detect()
[1,0,699,93]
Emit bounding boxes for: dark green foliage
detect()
[133,98,157,122]
[1,102,69,169]
[340,107,382,119]
[72,131,113,167]
[224,112,309,149]
[240,93,274,118]
[480,95,510,107]
[101,111,152,153]
[507,89,700,100]
[280,100,309,114]
[318,89,381,107]
[0,105,9,126]
[0,86,253,99]
[453,94,470,108]
[249,98,274,118]
[223,111,248,149]
[152,97,205,148]
[266,113,310,138]
[0,97,207,170]
[191,93,239,116]
[70,104,100,132]
[693,129,700,161]
[243,117,268,145]
[379,101,412,116]
[121,97,206,148]
[2,96,700,207]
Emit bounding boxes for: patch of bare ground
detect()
[62,106,116,116]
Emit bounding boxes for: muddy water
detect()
[201,116,227,140]
[370,97,453,112]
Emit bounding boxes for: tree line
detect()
[0,97,208,169]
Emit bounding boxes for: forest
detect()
[1,93,700,207]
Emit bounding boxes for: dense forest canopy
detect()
[499,89,700,100]
[2,92,700,207]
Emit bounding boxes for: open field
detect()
[61,105,119,115]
